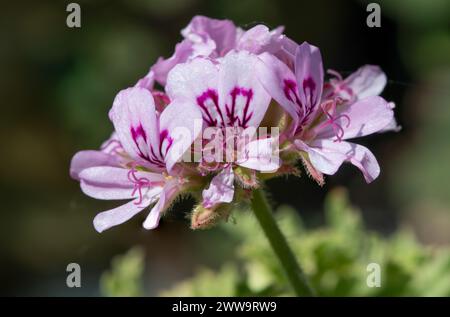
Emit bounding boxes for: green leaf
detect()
[100,247,145,297]
[158,188,450,296]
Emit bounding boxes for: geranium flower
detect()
[140,16,285,87]
[166,50,280,211]
[69,16,400,297]
[257,42,397,183]
[70,88,201,232]
[71,17,398,233]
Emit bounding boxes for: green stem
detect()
[251,187,315,297]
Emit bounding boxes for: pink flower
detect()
[235,24,285,55]
[139,16,285,87]
[70,88,202,232]
[257,42,398,183]
[70,17,399,232]
[181,15,237,58]
[166,50,280,209]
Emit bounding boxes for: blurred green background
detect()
[0,0,449,296]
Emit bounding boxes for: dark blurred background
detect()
[0,0,449,296]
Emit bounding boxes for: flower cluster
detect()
[70,16,398,232]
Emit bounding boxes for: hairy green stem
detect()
[251,187,315,297]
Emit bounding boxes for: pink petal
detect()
[142,180,179,230]
[79,166,164,185]
[236,25,284,54]
[344,142,380,183]
[256,52,300,125]
[93,198,150,233]
[80,181,135,200]
[294,42,324,124]
[135,70,155,91]
[181,16,236,57]
[218,51,271,128]
[100,132,125,155]
[236,137,280,172]
[70,150,120,180]
[278,35,298,66]
[159,100,203,172]
[295,140,346,175]
[296,139,380,183]
[79,166,164,200]
[151,40,193,86]
[202,165,235,209]
[344,65,387,100]
[166,57,218,103]
[109,87,164,170]
[166,57,222,127]
[379,102,401,133]
[316,96,394,140]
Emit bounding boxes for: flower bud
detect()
[190,203,232,230]
[234,166,259,189]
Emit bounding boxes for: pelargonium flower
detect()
[68,16,401,298]
[71,16,398,232]
[71,88,201,232]
[139,15,286,88]
[165,50,280,219]
[257,42,398,184]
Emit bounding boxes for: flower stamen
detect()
[317,99,351,142]
[127,165,157,205]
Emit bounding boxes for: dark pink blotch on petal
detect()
[226,87,254,128]
[196,89,222,126]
